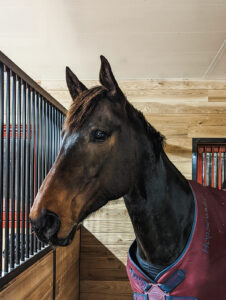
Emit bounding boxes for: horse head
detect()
[29,56,153,246]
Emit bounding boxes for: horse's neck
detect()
[124,150,194,267]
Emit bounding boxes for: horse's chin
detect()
[36,224,78,247]
[50,224,78,247]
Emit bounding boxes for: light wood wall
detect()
[43,79,226,299]
[0,230,80,300]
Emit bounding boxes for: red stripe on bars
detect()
[219,147,222,190]
[211,146,214,188]
[197,146,203,185]
[3,124,32,138]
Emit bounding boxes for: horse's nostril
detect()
[30,210,61,241]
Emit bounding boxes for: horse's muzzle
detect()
[30,209,61,244]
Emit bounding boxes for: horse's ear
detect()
[66,66,87,100]
[99,55,122,97]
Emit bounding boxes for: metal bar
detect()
[57,110,59,155]
[38,95,42,250]
[49,105,53,170]
[34,93,39,252]
[41,97,45,248]
[196,146,203,185]
[4,67,11,273]
[42,98,46,179]
[10,72,16,269]
[204,147,207,186]
[52,107,55,165]
[47,103,51,172]
[15,77,21,265]
[0,51,67,114]
[219,148,222,190]
[45,101,48,176]
[0,62,4,276]
[25,86,31,258]
[211,147,214,188]
[21,80,26,262]
[54,108,57,161]
[30,89,35,256]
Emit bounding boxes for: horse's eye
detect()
[91,130,109,142]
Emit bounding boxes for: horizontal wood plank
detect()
[80,280,132,295]
[0,252,53,300]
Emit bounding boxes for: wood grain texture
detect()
[55,230,80,300]
[0,252,53,300]
[0,231,80,300]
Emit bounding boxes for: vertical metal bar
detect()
[216,152,219,188]
[30,89,35,256]
[56,110,59,155]
[10,72,16,269]
[34,93,39,252]
[38,95,42,250]
[214,152,217,188]
[4,67,10,273]
[0,62,4,276]
[219,147,222,190]
[197,146,203,185]
[21,80,26,261]
[211,147,214,188]
[45,101,48,176]
[25,86,31,258]
[204,147,207,186]
[16,77,21,265]
[51,106,54,165]
[41,97,45,248]
[54,108,57,161]
[43,99,46,178]
[48,103,51,172]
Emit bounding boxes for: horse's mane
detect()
[64,85,165,155]
[125,101,165,155]
[64,86,106,132]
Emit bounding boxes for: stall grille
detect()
[196,144,226,190]
[0,51,67,281]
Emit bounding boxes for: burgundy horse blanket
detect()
[127,180,226,300]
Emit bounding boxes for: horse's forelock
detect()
[64,86,106,132]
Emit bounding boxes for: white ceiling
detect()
[0,0,226,80]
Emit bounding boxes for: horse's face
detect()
[30,56,137,246]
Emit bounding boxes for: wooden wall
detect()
[0,230,80,300]
[42,79,226,299]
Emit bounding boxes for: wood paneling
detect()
[0,252,53,300]
[80,227,132,300]
[55,230,80,300]
[0,230,80,300]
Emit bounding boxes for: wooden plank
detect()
[0,252,53,300]
[84,200,130,221]
[133,101,226,114]
[83,220,133,233]
[80,280,132,295]
[188,125,226,138]
[80,257,128,281]
[80,292,132,300]
[208,89,226,101]
[55,230,80,300]
[41,79,226,91]
[80,243,129,257]
[148,114,226,127]
[81,231,135,246]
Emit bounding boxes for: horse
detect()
[30,56,226,300]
